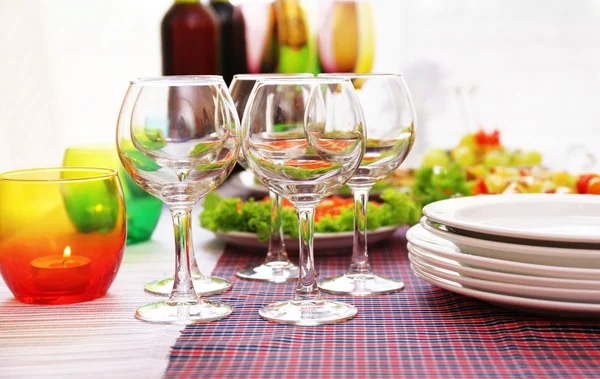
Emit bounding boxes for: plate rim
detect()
[407,244,600,290]
[420,217,600,260]
[422,194,600,244]
[406,224,600,280]
[215,225,399,240]
[411,262,600,314]
[409,253,600,302]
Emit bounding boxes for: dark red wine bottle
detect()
[209,0,248,85]
[161,0,220,75]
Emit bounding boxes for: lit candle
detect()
[31,246,91,292]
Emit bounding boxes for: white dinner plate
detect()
[407,244,600,290]
[405,224,600,280]
[409,253,600,303]
[410,263,600,318]
[420,217,600,268]
[230,170,268,197]
[215,226,399,253]
[422,194,600,244]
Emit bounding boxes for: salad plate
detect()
[420,217,600,268]
[422,194,600,244]
[216,226,399,253]
[405,225,600,280]
[410,263,600,318]
[409,253,600,303]
[407,244,600,290]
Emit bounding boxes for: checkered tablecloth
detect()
[165,229,600,378]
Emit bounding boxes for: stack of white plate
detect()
[406,194,600,317]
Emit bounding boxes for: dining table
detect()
[1,180,600,379]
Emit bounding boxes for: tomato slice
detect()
[259,195,379,222]
[285,160,333,169]
[472,179,489,195]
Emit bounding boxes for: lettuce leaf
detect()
[411,165,471,208]
[200,190,419,241]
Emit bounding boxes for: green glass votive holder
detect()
[63,143,163,244]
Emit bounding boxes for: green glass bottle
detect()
[63,144,163,245]
[275,0,320,75]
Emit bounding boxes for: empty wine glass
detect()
[242,77,366,325]
[139,76,233,297]
[317,73,416,296]
[116,76,239,323]
[230,73,313,283]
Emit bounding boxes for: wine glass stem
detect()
[294,206,321,302]
[348,187,372,275]
[264,191,290,265]
[166,207,199,305]
[189,236,205,280]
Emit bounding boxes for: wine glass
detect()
[242,77,366,325]
[230,73,313,283]
[136,76,233,297]
[116,76,239,323]
[317,73,416,296]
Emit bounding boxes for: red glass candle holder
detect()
[0,168,127,305]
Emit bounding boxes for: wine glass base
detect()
[318,273,404,296]
[144,276,232,296]
[259,299,357,326]
[135,299,233,324]
[236,261,299,283]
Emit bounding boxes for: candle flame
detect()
[63,246,72,258]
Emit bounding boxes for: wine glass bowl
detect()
[116,76,239,324]
[345,75,415,185]
[316,73,417,296]
[244,80,365,205]
[241,77,366,325]
[122,80,237,205]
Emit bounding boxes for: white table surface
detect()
[0,183,247,379]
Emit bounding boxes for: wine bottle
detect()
[209,0,248,85]
[161,0,220,75]
[275,0,320,75]
[318,0,375,73]
[161,1,221,145]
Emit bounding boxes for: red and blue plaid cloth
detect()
[165,229,600,378]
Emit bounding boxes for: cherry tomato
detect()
[474,129,501,146]
[587,178,600,195]
[576,174,598,194]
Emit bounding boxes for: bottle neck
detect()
[210,0,230,3]
[175,0,199,4]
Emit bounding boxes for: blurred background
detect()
[1,0,599,173]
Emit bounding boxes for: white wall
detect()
[0,0,172,172]
[0,0,598,172]
[372,0,600,171]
